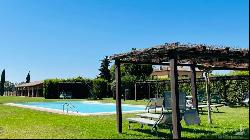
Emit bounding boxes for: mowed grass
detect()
[0,96,148,105]
[0,96,249,139]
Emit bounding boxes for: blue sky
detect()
[0,0,249,83]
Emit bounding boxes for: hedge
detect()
[43,79,61,99]
[43,73,248,106]
[92,78,108,99]
[44,77,95,99]
[110,75,249,105]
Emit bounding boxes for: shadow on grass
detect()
[212,111,225,114]
[227,105,249,108]
[218,128,249,139]
[182,127,216,134]
[200,129,249,139]
[182,128,249,139]
[199,111,225,115]
[123,128,172,139]
[125,128,249,139]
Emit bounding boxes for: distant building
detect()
[16,81,44,97]
[15,81,88,99]
[151,66,204,79]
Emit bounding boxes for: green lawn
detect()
[0,96,249,139]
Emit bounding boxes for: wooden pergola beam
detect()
[109,43,249,66]
[120,60,248,71]
[135,75,249,84]
[119,60,194,66]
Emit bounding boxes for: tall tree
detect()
[4,81,15,93]
[124,64,153,80]
[109,63,153,81]
[99,56,111,82]
[26,71,30,83]
[0,69,5,96]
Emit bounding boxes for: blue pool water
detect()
[16,101,145,114]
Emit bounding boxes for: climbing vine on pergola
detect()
[109,42,249,139]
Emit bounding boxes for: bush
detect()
[92,78,108,99]
[43,79,61,99]
[43,77,92,99]
[131,73,248,106]
[111,75,137,100]
[226,80,249,105]
[122,75,137,99]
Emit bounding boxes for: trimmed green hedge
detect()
[44,77,94,99]
[43,71,248,106]
[92,78,108,99]
[43,79,61,99]
[112,75,248,105]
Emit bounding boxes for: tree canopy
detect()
[110,63,153,81]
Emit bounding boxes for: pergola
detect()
[108,42,249,139]
[134,75,249,101]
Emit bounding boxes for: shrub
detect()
[92,78,108,99]
[111,75,137,100]
[43,77,92,99]
[226,80,249,105]
[121,75,137,99]
[43,79,61,99]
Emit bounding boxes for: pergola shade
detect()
[109,43,249,70]
[108,42,249,139]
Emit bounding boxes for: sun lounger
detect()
[145,97,164,113]
[127,112,172,136]
[163,91,187,113]
[198,104,224,113]
[242,91,249,106]
[131,92,186,136]
[242,98,249,106]
[59,91,72,99]
[183,109,200,125]
[137,112,162,119]
[137,91,186,120]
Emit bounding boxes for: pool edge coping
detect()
[3,102,150,116]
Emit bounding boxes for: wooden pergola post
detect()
[109,42,248,139]
[156,83,159,98]
[190,63,198,112]
[170,54,181,139]
[205,71,212,124]
[134,83,137,101]
[148,83,151,99]
[222,80,228,105]
[115,60,122,134]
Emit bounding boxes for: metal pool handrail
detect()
[63,102,79,113]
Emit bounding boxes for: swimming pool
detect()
[6,101,146,115]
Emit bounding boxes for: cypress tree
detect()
[0,69,5,96]
[26,71,30,83]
